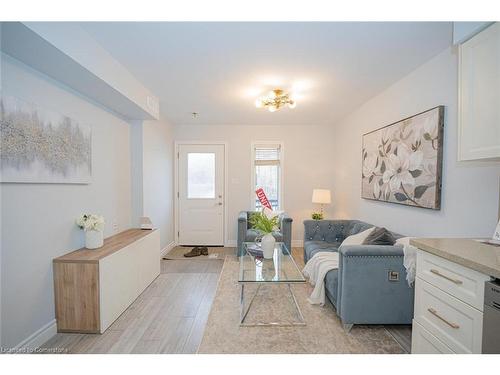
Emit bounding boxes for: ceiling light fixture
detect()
[255,89,296,112]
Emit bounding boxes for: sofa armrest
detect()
[279,212,292,227]
[339,244,404,257]
[336,244,413,325]
[279,213,293,252]
[238,211,248,223]
[237,211,248,256]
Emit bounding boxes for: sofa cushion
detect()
[303,240,341,263]
[324,269,339,307]
[245,229,283,242]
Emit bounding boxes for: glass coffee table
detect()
[239,242,306,326]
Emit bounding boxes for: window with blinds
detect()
[253,144,282,210]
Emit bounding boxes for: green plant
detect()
[249,210,280,234]
[311,212,324,220]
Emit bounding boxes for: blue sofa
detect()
[238,211,292,256]
[303,219,414,328]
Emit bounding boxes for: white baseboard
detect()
[161,241,177,257]
[13,319,57,352]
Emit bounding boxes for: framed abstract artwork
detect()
[361,106,444,210]
[0,95,92,184]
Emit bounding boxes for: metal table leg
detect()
[239,282,306,327]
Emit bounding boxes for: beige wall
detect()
[332,47,500,237]
[174,125,335,244]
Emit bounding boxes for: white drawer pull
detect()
[428,308,460,329]
[430,269,463,285]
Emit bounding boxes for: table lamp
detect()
[312,189,331,220]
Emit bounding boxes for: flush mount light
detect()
[255,89,296,112]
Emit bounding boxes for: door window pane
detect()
[188,153,215,199]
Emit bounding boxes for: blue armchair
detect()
[237,211,293,256]
[303,219,414,329]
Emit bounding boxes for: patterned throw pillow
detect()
[340,227,375,247]
[362,227,396,246]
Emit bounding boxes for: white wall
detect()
[0,26,3,349]
[174,125,335,244]
[332,47,500,237]
[142,119,175,250]
[130,121,144,228]
[0,54,133,348]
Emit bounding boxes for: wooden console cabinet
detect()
[53,229,160,333]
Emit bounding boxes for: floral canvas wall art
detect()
[361,106,444,209]
[0,95,92,184]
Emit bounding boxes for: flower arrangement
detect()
[76,214,105,232]
[249,209,279,235]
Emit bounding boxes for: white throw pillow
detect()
[339,227,376,247]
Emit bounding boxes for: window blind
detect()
[254,145,281,166]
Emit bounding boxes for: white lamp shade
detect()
[312,189,331,204]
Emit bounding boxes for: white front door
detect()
[177,144,225,246]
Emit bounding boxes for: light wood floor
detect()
[41,247,410,354]
[41,258,224,354]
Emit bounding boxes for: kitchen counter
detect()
[410,238,500,279]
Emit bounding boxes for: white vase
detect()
[85,229,104,249]
[261,233,276,259]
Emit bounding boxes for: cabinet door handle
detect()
[428,308,460,329]
[430,269,463,285]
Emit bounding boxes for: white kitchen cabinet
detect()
[414,277,484,353]
[412,320,454,354]
[417,250,489,311]
[458,22,500,161]
[411,249,489,354]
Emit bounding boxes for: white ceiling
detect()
[80,22,453,126]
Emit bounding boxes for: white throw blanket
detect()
[395,237,417,287]
[302,251,339,306]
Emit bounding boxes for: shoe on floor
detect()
[201,247,208,256]
[184,247,203,257]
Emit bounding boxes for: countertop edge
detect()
[410,238,499,279]
[54,228,157,263]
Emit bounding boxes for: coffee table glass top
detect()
[239,242,306,283]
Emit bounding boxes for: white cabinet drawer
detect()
[412,320,454,354]
[417,250,489,311]
[415,277,483,353]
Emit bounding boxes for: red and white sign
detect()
[255,188,272,210]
